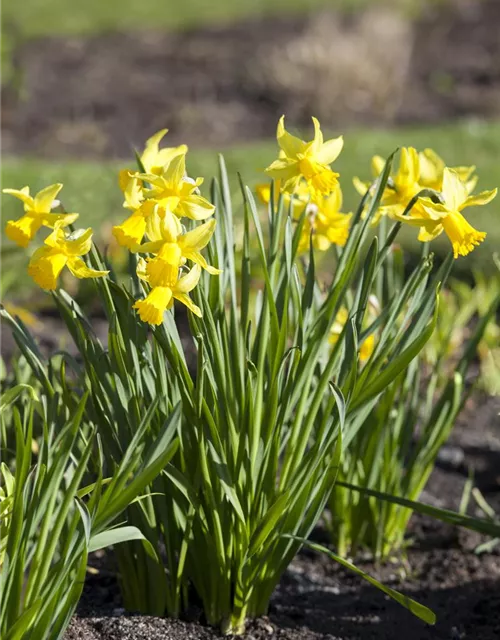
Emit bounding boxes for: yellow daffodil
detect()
[136,154,215,221]
[139,129,188,176]
[418,148,477,193]
[118,130,188,194]
[136,211,221,275]
[265,116,343,197]
[354,148,479,225]
[27,226,109,290]
[375,147,425,220]
[113,176,158,250]
[134,260,202,324]
[298,185,352,253]
[393,168,496,258]
[3,184,79,248]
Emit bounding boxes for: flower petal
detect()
[123,176,144,210]
[67,257,109,279]
[461,188,497,210]
[113,213,147,249]
[2,187,34,211]
[183,249,221,274]
[63,228,94,256]
[441,168,469,210]
[316,136,344,166]
[175,263,201,293]
[178,195,216,220]
[173,292,202,317]
[34,184,63,213]
[265,158,299,182]
[165,154,187,188]
[417,224,443,242]
[156,144,188,170]
[141,128,169,171]
[42,212,79,228]
[418,148,445,189]
[133,240,164,254]
[276,115,306,159]
[179,219,217,252]
[352,177,369,196]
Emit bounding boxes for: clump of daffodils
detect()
[3,129,220,326]
[264,118,496,260]
[263,117,351,255]
[3,118,497,325]
[353,146,497,258]
[3,184,108,289]
[112,130,220,324]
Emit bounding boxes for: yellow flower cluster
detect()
[354,147,497,258]
[262,116,351,254]
[3,184,108,289]
[263,117,496,260]
[112,129,220,325]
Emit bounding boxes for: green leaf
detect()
[337,481,500,539]
[248,492,290,557]
[351,293,439,411]
[89,526,157,555]
[283,535,436,625]
[0,384,38,412]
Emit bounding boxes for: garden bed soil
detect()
[65,394,500,640]
[3,0,500,158]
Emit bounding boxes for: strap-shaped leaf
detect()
[283,535,436,625]
[336,481,500,538]
[351,293,439,411]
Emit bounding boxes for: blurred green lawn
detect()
[3,118,499,291]
[3,0,428,37]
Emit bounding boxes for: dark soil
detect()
[64,395,500,640]
[3,0,500,158]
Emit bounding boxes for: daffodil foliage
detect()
[2,117,499,636]
[0,388,180,640]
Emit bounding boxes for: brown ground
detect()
[3,0,500,158]
[64,395,500,640]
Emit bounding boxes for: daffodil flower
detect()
[418,148,477,193]
[3,183,79,248]
[375,147,425,220]
[136,154,215,221]
[134,260,202,324]
[118,130,188,195]
[140,129,188,176]
[353,148,478,225]
[112,176,158,250]
[265,116,343,197]
[298,184,352,253]
[27,226,109,290]
[136,212,221,275]
[393,168,496,258]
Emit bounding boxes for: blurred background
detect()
[2,0,500,293]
